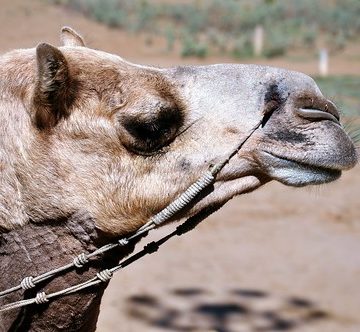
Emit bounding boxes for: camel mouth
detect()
[261,151,342,186]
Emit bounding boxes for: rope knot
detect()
[118,238,129,246]
[73,253,89,268]
[145,241,159,253]
[20,276,35,290]
[97,269,113,283]
[35,292,49,304]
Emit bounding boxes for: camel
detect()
[0,27,357,331]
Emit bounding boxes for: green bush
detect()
[181,33,208,58]
[165,27,176,52]
[232,35,253,58]
[316,76,360,117]
[87,0,125,28]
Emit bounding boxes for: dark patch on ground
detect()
[232,288,268,298]
[172,288,206,297]
[125,288,331,332]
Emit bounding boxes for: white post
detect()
[253,25,264,57]
[319,49,329,77]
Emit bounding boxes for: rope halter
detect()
[0,119,262,312]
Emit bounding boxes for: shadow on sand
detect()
[125,287,330,331]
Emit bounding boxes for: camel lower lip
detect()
[263,151,341,184]
[264,151,341,173]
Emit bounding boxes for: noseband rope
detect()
[0,120,262,312]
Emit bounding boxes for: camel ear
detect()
[33,43,74,129]
[60,26,86,47]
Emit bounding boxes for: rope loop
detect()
[35,292,49,304]
[73,253,89,268]
[96,269,113,283]
[20,277,35,290]
[118,238,129,246]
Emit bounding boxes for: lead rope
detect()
[0,120,262,312]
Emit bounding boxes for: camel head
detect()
[0,27,357,236]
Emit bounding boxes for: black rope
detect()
[116,204,224,271]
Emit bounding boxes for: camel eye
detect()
[125,110,175,141]
[120,106,183,155]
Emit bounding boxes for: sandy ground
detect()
[1,1,360,331]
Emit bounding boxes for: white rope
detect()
[20,277,35,290]
[118,238,129,246]
[96,269,113,283]
[35,292,49,305]
[150,171,214,225]
[138,170,214,232]
[73,253,89,268]
[0,121,262,312]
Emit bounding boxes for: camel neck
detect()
[0,213,136,331]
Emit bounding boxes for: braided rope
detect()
[153,171,214,225]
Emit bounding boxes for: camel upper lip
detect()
[296,108,340,124]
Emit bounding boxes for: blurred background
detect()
[1,0,359,331]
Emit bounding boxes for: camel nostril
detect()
[293,95,340,124]
[296,108,340,124]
